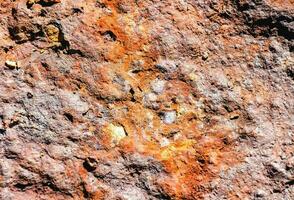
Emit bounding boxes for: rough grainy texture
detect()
[0,0,293,199]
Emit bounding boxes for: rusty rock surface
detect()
[0,0,293,199]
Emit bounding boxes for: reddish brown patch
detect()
[265,0,294,10]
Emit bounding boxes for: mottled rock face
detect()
[0,0,293,199]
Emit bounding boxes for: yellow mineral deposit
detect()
[107,123,127,146]
[45,24,61,47]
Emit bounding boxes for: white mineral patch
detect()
[151,79,166,94]
[160,137,170,147]
[163,111,177,124]
[60,90,89,114]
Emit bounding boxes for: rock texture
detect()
[0,0,293,199]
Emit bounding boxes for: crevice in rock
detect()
[102,30,117,42]
[27,0,60,9]
[83,157,98,172]
[66,49,85,57]
[64,112,74,123]
[8,120,20,128]
[286,67,294,80]
[286,179,294,186]
[0,128,6,135]
[72,8,83,14]
[14,183,33,191]
[130,88,136,102]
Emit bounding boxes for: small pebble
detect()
[254,189,266,198]
[5,60,18,70]
[202,51,209,60]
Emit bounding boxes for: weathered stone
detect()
[5,60,18,70]
[0,0,293,199]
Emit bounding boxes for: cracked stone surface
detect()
[0,0,293,199]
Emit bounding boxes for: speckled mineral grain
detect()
[0,0,293,199]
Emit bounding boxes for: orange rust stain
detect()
[89,32,243,195]
[105,100,241,199]
[96,0,151,65]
